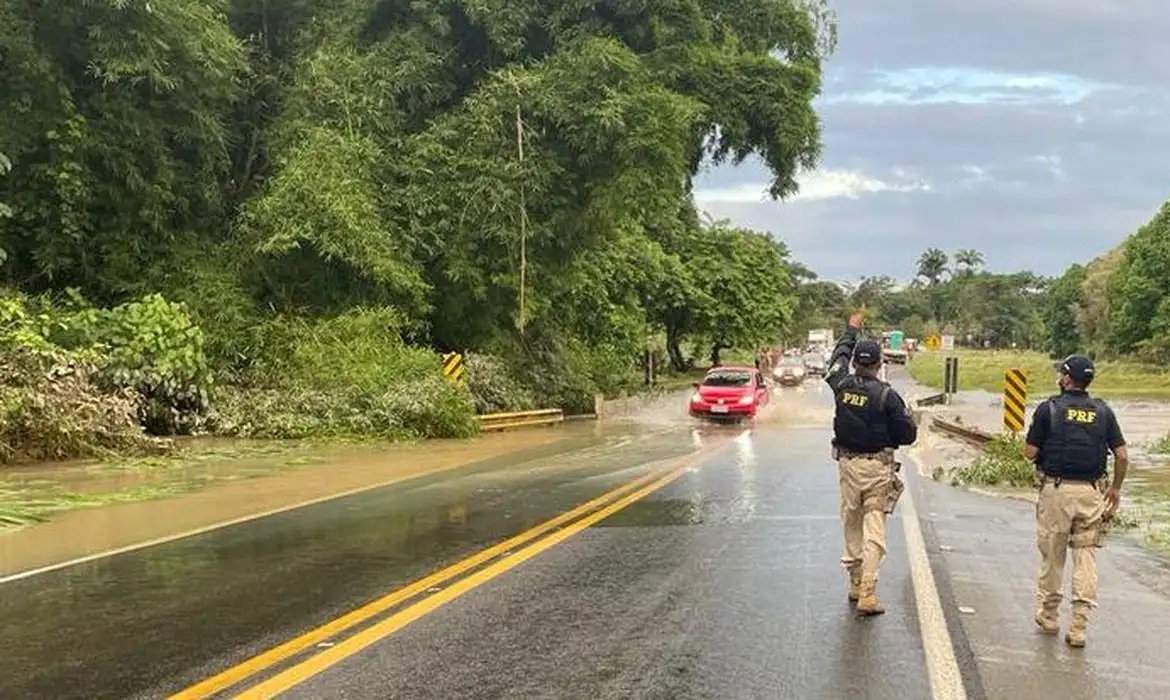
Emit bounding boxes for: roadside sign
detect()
[924,333,941,351]
[442,351,465,385]
[941,334,954,351]
[1003,368,1027,433]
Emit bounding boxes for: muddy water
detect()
[602,381,837,428]
[0,424,637,578]
[0,379,847,577]
[896,366,1170,554]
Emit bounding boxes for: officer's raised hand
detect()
[848,309,866,328]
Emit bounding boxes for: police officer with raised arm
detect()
[824,310,918,615]
[1024,354,1128,648]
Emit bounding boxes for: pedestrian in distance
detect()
[1024,354,1128,648]
[824,310,919,615]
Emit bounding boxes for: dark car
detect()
[803,352,827,376]
[772,355,808,386]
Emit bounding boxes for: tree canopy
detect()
[0,0,837,460]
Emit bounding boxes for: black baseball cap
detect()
[1054,354,1095,384]
[854,339,882,366]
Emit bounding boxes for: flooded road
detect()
[0,425,629,577]
[3,378,1170,699]
[0,416,749,699]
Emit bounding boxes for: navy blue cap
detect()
[854,340,882,366]
[1054,354,1095,384]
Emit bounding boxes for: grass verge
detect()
[1148,433,1170,454]
[908,349,1170,399]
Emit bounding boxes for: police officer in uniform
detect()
[1024,354,1128,648]
[824,310,918,615]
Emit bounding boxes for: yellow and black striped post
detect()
[441,351,465,386]
[1003,368,1027,433]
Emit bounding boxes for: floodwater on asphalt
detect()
[0,424,629,577]
[0,378,858,699]
[0,381,839,579]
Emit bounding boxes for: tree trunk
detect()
[667,330,686,372]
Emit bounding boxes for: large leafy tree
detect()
[1109,201,1170,360]
[1044,263,1087,358]
[1,0,836,378]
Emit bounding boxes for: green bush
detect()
[951,434,1038,487]
[0,293,159,463]
[212,308,478,439]
[255,308,431,390]
[496,338,640,415]
[0,355,156,464]
[209,377,477,440]
[463,352,536,414]
[56,293,213,435]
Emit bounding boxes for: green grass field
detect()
[907,349,1170,400]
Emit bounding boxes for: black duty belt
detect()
[839,449,893,460]
[1040,475,1099,485]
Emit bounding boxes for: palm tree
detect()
[954,249,984,275]
[916,248,949,285]
[916,248,949,323]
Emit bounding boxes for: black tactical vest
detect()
[1039,392,1109,481]
[832,376,893,453]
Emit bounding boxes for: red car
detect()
[688,365,771,422]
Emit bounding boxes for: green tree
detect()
[954,248,984,275]
[916,248,950,284]
[788,264,848,343]
[1109,201,1170,360]
[1044,264,1087,357]
[916,247,949,321]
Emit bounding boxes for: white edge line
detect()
[0,470,463,585]
[902,453,969,700]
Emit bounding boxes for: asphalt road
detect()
[4,375,1170,699]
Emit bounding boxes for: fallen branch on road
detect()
[930,415,993,447]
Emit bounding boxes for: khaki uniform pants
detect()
[1036,479,1108,612]
[838,455,898,578]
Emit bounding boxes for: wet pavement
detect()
[272,425,936,700]
[921,468,1170,699]
[0,425,630,578]
[0,424,705,699]
[2,377,1170,699]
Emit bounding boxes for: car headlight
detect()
[738,395,754,405]
[793,367,805,376]
[690,392,702,403]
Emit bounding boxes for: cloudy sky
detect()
[692,0,1170,284]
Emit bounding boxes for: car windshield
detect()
[780,357,804,366]
[703,371,752,386]
[803,354,823,364]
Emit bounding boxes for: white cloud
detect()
[694,169,931,205]
[825,67,1106,106]
[1030,154,1065,179]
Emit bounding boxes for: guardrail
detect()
[478,408,565,432]
[915,393,946,407]
[931,415,993,447]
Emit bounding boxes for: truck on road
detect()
[807,328,833,349]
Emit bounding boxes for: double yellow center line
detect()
[170,449,707,699]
